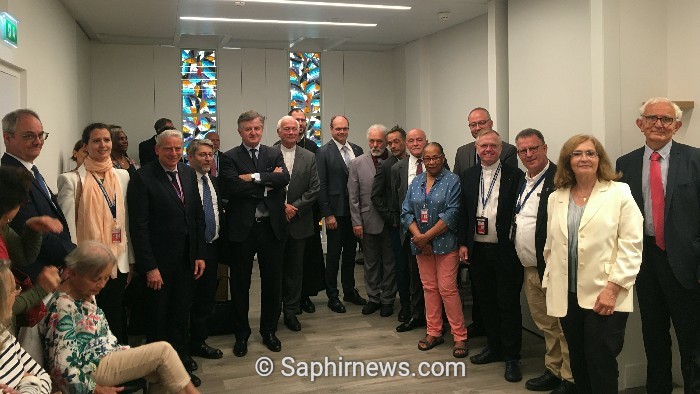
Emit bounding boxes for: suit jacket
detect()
[127,160,206,275]
[219,144,290,242]
[390,156,411,244]
[197,172,225,265]
[56,166,135,273]
[273,146,319,239]
[138,136,157,166]
[371,155,399,226]
[1,154,75,278]
[315,140,363,218]
[459,161,523,259]
[348,153,385,235]
[617,142,700,289]
[453,141,518,179]
[542,181,643,316]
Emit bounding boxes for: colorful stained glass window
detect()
[181,49,217,154]
[290,52,321,146]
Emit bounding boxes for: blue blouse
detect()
[401,169,462,255]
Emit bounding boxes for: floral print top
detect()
[42,292,128,393]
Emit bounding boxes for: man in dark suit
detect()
[274,115,319,332]
[1,109,75,280]
[458,129,524,383]
[138,117,173,166]
[128,129,206,386]
[219,110,290,357]
[316,115,366,313]
[186,139,224,361]
[289,108,319,154]
[204,131,221,177]
[616,97,700,393]
[391,128,428,332]
[512,129,574,393]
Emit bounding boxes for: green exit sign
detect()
[2,12,17,48]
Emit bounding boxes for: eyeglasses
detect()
[517,145,542,156]
[422,155,444,163]
[477,143,501,150]
[642,115,676,127]
[468,120,491,129]
[16,132,49,142]
[196,152,214,158]
[571,150,598,159]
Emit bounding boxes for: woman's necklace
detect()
[574,185,593,202]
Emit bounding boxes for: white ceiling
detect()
[58,0,488,52]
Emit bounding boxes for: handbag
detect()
[206,276,235,336]
[11,268,48,327]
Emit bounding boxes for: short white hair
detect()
[639,97,683,120]
[276,115,299,130]
[475,129,502,144]
[156,129,183,146]
[366,123,388,139]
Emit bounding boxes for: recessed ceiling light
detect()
[227,0,410,10]
[181,16,376,27]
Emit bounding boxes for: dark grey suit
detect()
[453,141,518,179]
[617,141,700,393]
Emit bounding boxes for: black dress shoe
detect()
[181,356,198,372]
[295,307,303,315]
[189,373,201,387]
[470,346,503,365]
[233,338,248,357]
[284,314,302,331]
[362,301,381,315]
[261,332,282,352]
[380,304,393,317]
[191,343,223,359]
[327,297,346,313]
[550,380,576,394]
[301,296,316,313]
[395,316,426,332]
[397,305,410,322]
[467,322,485,338]
[525,370,561,391]
[343,289,367,305]
[504,360,522,382]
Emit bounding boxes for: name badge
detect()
[420,208,429,224]
[476,216,488,235]
[112,226,122,244]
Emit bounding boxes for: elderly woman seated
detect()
[42,240,198,394]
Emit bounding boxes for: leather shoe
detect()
[327,297,346,313]
[362,301,381,315]
[467,322,486,338]
[550,380,576,394]
[190,343,223,359]
[504,360,522,382]
[397,305,410,322]
[343,289,367,305]
[261,332,282,352]
[396,316,426,332]
[284,314,302,331]
[525,370,561,391]
[189,373,201,387]
[301,296,316,313]
[295,307,303,315]
[233,338,248,357]
[181,356,198,372]
[380,304,393,317]
[470,346,503,365]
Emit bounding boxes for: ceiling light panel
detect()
[226,0,410,10]
[181,16,376,27]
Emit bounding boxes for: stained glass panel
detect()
[290,52,321,146]
[182,49,217,154]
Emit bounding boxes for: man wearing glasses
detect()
[1,109,75,281]
[617,97,700,393]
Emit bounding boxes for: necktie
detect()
[650,152,665,250]
[201,175,216,242]
[166,171,184,202]
[250,148,258,170]
[341,146,351,167]
[210,153,218,177]
[31,165,51,200]
[416,159,423,175]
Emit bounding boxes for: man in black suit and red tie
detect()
[1,108,75,280]
[219,110,290,357]
[128,129,206,386]
[617,97,700,393]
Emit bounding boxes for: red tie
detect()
[650,152,665,250]
[416,159,423,175]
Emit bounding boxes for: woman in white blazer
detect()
[543,135,643,394]
[57,123,133,344]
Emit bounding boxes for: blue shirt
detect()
[401,168,461,255]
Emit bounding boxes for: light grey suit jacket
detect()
[277,146,320,239]
[348,153,384,235]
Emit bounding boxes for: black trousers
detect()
[560,291,628,394]
[189,241,219,345]
[282,236,307,316]
[302,225,326,297]
[638,237,700,394]
[470,242,523,360]
[229,218,285,339]
[325,215,357,299]
[96,271,128,344]
[403,238,425,319]
[392,227,410,307]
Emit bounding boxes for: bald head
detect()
[406,128,427,158]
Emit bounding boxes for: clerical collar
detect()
[481,159,501,171]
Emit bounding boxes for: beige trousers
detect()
[523,266,573,382]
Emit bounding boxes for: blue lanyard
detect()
[91,174,117,220]
[480,162,501,215]
[515,172,546,214]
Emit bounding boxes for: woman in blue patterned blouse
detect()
[401,142,468,358]
[42,241,198,394]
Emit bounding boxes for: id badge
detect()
[476,216,488,235]
[111,226,122,244]
[420,208,429,224]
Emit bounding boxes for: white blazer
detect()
[57,166,134,273]
[542,180,643,317]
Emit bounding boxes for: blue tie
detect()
[31,165,51,200]
[201,175,216,242]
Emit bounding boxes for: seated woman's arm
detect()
[0,332,51,394]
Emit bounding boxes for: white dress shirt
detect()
[474,160,501,244]
[408,154,422,186]
[196,172,220,242]
[332,138,356,163]
[514,162,549,267]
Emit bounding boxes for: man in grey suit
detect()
[349,124,397,317]
[275,116,320,332]
[617,97,700,393]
